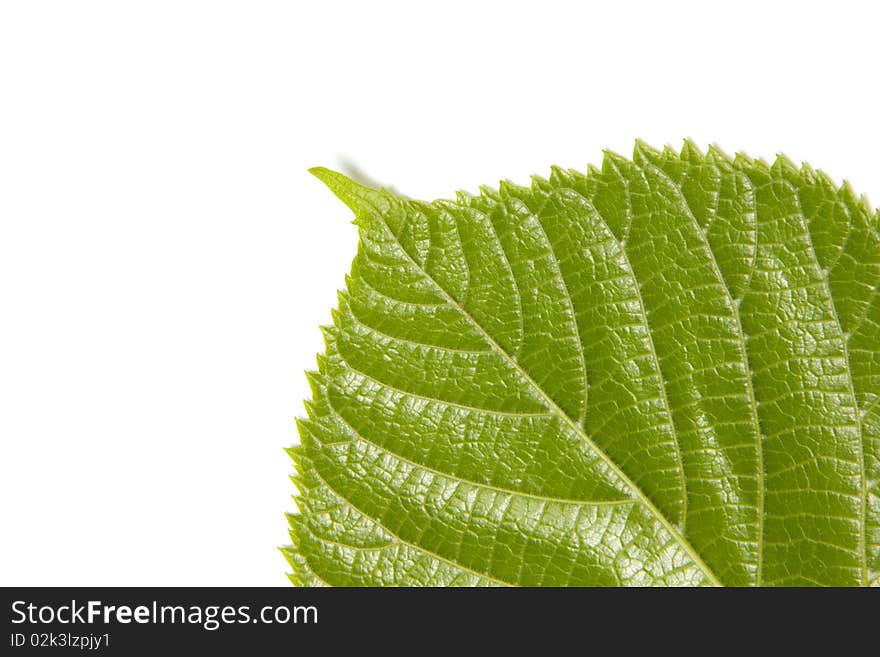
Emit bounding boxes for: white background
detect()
[1,0,878,585]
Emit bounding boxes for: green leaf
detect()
[283,142,880,586]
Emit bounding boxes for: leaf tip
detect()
[310,166,392,218]
[307,165,335,180]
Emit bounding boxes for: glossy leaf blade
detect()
[285,144,879,587]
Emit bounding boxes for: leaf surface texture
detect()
[284,142,880,586]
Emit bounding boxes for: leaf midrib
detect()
[360,185,724,587]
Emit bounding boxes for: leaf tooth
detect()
[287,492,310,519]
[548,165,570,186]
[281,537,327,588]
[284,561,308,587]
[454,190,474,205]
[838,179,864,209]
[498,178,530,200]
[530,173,552,193]
[292,463,321,491]
[753,156,773,173]
[602,148,628,171]
[330,306,344,328]
[733,151,756,170]
[318,335,335,368]
[840,181,876,216]
[288,438,313,458]
[632,138,660,163]
[286,444,303,460]
[465,194,486,215]
[478,184,499,200]
[661,143,679,160]
[296,420,327,453]
[282,564,306,588]
[286,567,309,588]
[706,143,734,165]
[287,572,313,588]
[285,516,311,547]
[289,548,334,587]
[280,542,305,568]
[302,394,325,422]
[295,418,320,448]
[286,568,314,588]
[287,473,309,495]
[279,543,300,561]
[680,138,705,162]
[288,479,307,500]
[286,571,312,588]
[290,496,313,522]
[799,161,819,184]
[301,401,318,421]
[304,370,327,396]
[429,199,459,222]
[771,153,799,177]
[314,350,330,374]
